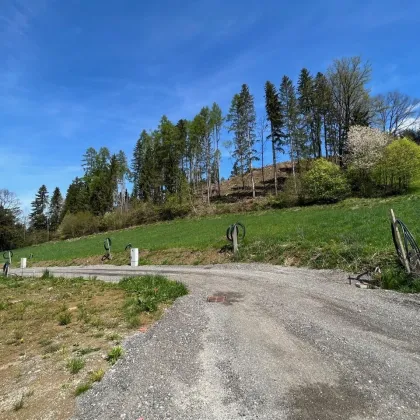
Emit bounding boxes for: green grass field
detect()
[8,192,420,276]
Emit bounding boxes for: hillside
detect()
[8,192,420,291]
[218,162,294,200]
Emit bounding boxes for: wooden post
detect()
[390,209,411,274]
[232,225,239,255]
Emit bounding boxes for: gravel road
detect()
[13,264,420,419]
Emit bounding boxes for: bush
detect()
[58,212,99,239]
[282,175,302,206]
[301,159,350,204]
[99,211,133,232]
[160,195,192,220]
[373,138,420,194]
[346,167,379,198]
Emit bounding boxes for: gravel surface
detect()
[12,264,420,419]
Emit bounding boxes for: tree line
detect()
[2,55,420,249]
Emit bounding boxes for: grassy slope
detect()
[10,192,420,272]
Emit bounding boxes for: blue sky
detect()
[1,0,419,213]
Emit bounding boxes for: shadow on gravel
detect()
[286,380,375,420]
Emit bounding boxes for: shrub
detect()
[373,138,420,194]
[99,211,132,232]
[58,212,99,239]
[160,194,192,220]
[301,159,350,203]
[282,175,302,206]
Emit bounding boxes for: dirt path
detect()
[12,264,420,419]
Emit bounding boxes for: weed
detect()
[0,301,8,310]
[75,383,91,396]
[13,395,24,411]
[106,345,124,365]
[89,316,104,328]
[75,347,100,356]
[106,332,122,342]
[77,303,90,323]
[13,330,24,341]
[66,357,85,374]
[381,266,420,292]
[41,269,53,279]
[58,310,72,326]
[89,368,105,383]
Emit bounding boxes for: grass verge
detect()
[0,274,187,419]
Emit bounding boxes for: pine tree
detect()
[280,76,300,191]
[227,94,246,188]
[82,147,98,177]
[62,177,89,215]
[132,130,150,199]
[48,187,63,231]
[115,150,129,212]
[189,113,206,194]
[264,81,283,195]
[227,85,258,196]
[29,185,49,230]
[176,119,189,179]
[297,68,315,157]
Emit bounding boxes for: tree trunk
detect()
[251,168,256,198]
[261,130,265,190]
[207,171,211,205]
[323,120,328,158]
[291,139,297,194]
[272,135,277,195]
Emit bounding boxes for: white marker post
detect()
[232,225,239,255]
[131,248,139,267]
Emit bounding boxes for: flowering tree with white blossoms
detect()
[346,125,392,170]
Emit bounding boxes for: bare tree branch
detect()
[373,91,420,135]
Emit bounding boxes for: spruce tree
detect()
[264,81,283,195]
[297,68,316,157]
[48,187,63,230]
[63,177,89,215]
[132,130,149,199]
[280,76,301,190]
[227,85,257,196]
[29,185,49,230]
